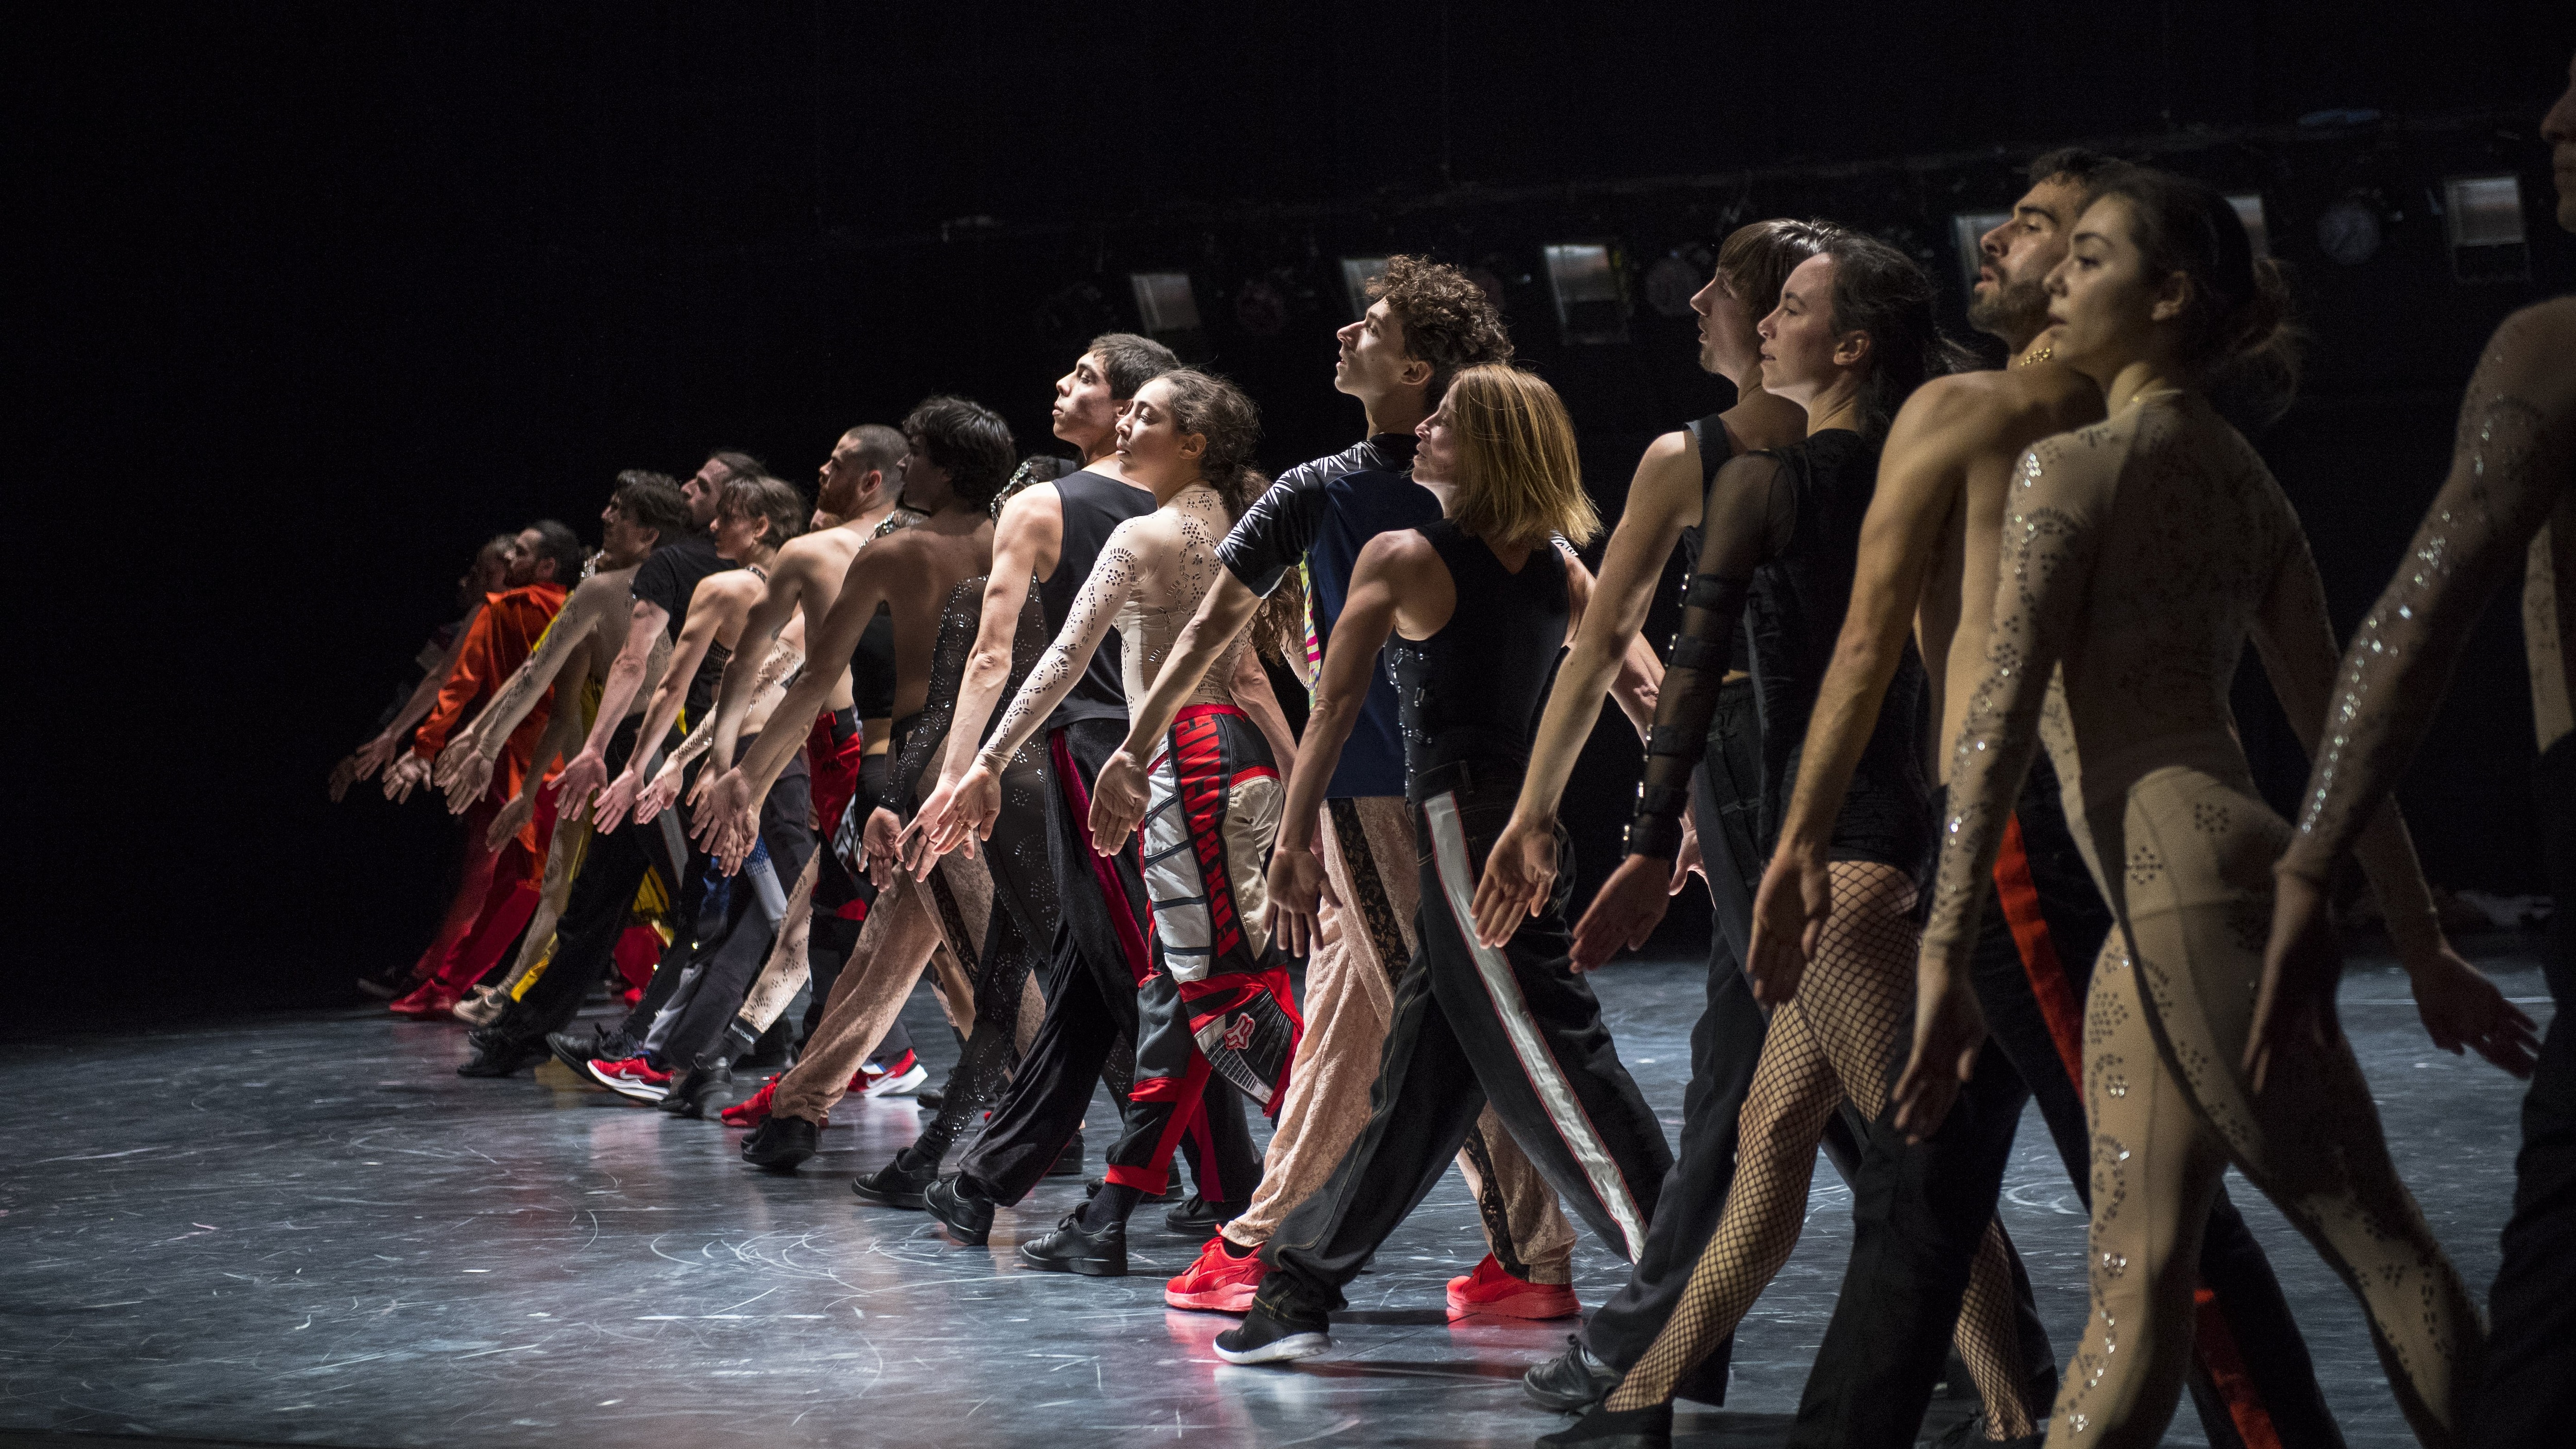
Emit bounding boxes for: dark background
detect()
[19,3,2573,1024]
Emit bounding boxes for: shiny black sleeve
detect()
[1625,453,1796,861]
[1215,441,1379,597]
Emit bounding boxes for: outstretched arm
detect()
[553,596,673,820]
[1892,441,2106,1140]
[1089,570,1264,849]
[486,645,590,850]
[344,598,485,793]
[431,580,605,798]
[589,574,742,828]
[1569,453,1793,971]
[706,561,804,772]
[929,485,1061,796]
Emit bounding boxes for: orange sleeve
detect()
[410,599,502,759]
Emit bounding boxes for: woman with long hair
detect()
[1215,363,1674,1366]
[938,368,1305,1273]
[1890,166,2518,1447]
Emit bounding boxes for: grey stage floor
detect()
[0,946,2549,1449]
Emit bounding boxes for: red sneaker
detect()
[388,980,464,1019]
[587,1055,672,1103]
[719,1076,827,1130]
[1165,1235,1266,1313]
[855,1050,927,1098]
[1445,1254,1579,1321]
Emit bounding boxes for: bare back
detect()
[1111,485,1253,710]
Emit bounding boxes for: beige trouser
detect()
[2049,765,2479,1448]
[769,852,987,1123]
[1219,795,1576,1283]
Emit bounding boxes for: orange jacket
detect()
[411,582,569,808]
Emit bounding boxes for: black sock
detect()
[1080,1183,1144,1229]
[1219,1236,1258,1259]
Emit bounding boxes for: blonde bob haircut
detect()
[1440,363,1599,550]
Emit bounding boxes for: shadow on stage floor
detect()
[0,946,2547,1449]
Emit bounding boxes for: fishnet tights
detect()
[1608,862,2037,1439]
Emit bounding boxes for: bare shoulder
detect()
[996,480,1064,536]
[1357,526,1438,577]
[569,567,635,614]
[696,569,765,607]
[2482,298,2576,417]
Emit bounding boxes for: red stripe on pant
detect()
[1105,1054,1216,1192]
[1990,816,2283,1449]
[1049,729,1155,986]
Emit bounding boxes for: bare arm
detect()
[438,577,609,779]
[977,529,1142,773]
[932,486,1061,792]
[352,598,484,776]
[1227,640,1299,792]
[485,639,592,845]
[706,559,805,771]
[707,550,896,848]
[1121,570,1264,767]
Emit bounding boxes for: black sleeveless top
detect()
[1388,518,1569,789]
[850,606,898,718]
[1039,468,1156,729]
[1677,412,1753,676]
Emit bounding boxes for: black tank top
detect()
[1678,412,1753,676]
[1039,468,1155,729]
[850,605,898,718]
[1390,518,1569,786]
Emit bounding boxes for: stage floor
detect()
[0,946,2548,1449]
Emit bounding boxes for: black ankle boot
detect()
[851,1147,940,1209]
[657,1059,731,1118]
[1016,1210,1127,1276]
[739,1114,819,1170]
[458,1035,547,1078]
[924,1174,995,1245]
[1535,1402,1671,1449]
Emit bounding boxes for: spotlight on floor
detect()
[1543,241,1630,345]
[1950,212,2010,298]
[2443,175,2530,284]
[1340,258,1389,320]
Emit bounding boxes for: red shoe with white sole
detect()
[720,1075,826,1130]
[854,1050,927,1098]
[388,980,465,1019]
[1164,1235,1266,1313]
[1445,1253,1578,1321]
[587,1055,672,1103]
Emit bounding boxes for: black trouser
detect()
[957,717,1255,1205]
[1260,765,1672,1313]
[2471,733,2576,1446]
[1785,753,2338,1449]
[496,719,696,1044]
[652,733,812,1070]
[1580,680,1868,1405]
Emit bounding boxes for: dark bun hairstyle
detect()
[2088,164,2302,429]
[1817,231,1976,440]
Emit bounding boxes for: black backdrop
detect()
[19,3,2573,1024]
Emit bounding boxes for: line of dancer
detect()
[335,63,2573,1448]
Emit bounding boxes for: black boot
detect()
[547,1022,633,1075]
[739,1114,819,1170]
[657,1059,731,1118]
[457,1034,548,1078]
[924,1174,995,1245]
[1522,1335,1620,1412]
[1162,1193,1243,1235]
[1534,1402,1671,1449]
[1016,1210,1128,1276]
[851,1147,940,1209]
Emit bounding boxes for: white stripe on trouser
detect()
[1422,791,1649,1259]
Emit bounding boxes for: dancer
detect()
[694,396,1018,1160]
[1088,256,1585,1315]
[1466,217,1961,1420]
[907,335,1263,1240]
[580,475,812,1105]
[1526,233,2048,1449]
[1889,166,2508,1448]
[438,470,696,1075]
[1738,153,2349,1449]
[936,369,1300,1275]
[2256,56,2573,1449]
[1213,363,1672,1366]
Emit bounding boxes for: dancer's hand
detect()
[552,747,612,826]
[1890,962,1987,1142]
[2402,937,2539,1079]
[902,771,980,873]
[328,753,365,802]
[486,790,535,853]
[635,761,685,825]
[1088,748,1150,854]
[1672,814,1705,895]
[913,762,1001,874]
[381,753,432,804]
[689,767,756,865]
[1471,814,1557,947]
[431,735,478,789]
[441,753,495,814]
[1569,854,1672,972]
[589,770,642,834]
[1264,839,1338,958]
[2246,867,2346,1094]
[1747,839,1832,1005]
[861,807,904,890]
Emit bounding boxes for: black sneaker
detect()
[457,1036,548,1078]
[924,1175,995,1246]
[1047,1131,1086,1177]
[1083,1167,1177,1203]
[1016,1210,1128,1276]
[1523,1335,1620,1412]
[1211,1296,1331,1365]
[850,1148,940,1209]
[1163,1193,1242,1235]
[548,1024,633,1076]
[657,1061,731,1118]
[917,1089,945,1111]
[739,1115,819,1171]
[1535,1402,1672,1448]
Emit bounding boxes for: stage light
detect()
[1950,211,2010,297]
[1129,272,1202,336]
[2227,195,2270,259]
[2315,196,2384,266]
[1340,258,1389,319]
[2444,174,2530,283]
[1542,242,1630,345]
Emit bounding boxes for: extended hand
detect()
[1671,814,1706,896]
[441,754,495,814]
[2404,939,2540,1079]
[589,770,643,834]
[689,767,757,870]
[1264,840,1338,957]
[485,790,535,853]
[1569,854,1674,972]
[635,763,685,826]
[351,732,402,780]
[2245,868,2346,1094]
[1747,841,1833,1005]
[380,753,432,804]
[1471,814,1557,947]
[861,806,905,890]
[1088,749,1150,854]
[1890,962,1987,1142]
[913,763,1000,874]
[552,748,612,827]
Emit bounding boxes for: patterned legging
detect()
[2050,765,2478,1447]
[1607,861,2042,1439]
